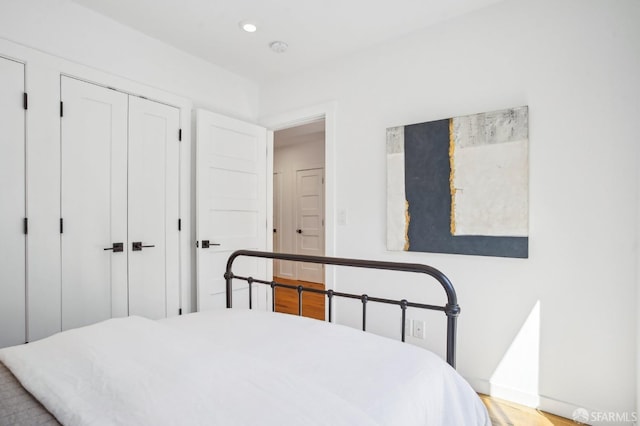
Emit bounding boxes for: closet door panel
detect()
[26,69,63,342]
[0,57,26,348]
[128,96,180,319]
[60,77,128,330]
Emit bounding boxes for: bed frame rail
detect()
[225,250,460,368]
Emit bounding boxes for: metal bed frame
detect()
[225,250,461,368]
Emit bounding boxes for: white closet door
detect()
[0,57,26,348]
[61,77,128,331]
[196,109,267,311]
[128,96,180,319]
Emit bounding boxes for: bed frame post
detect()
[224,270,233,308]
[445,303,460,368]
[400,299,408,342]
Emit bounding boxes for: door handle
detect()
[132,241,155,251]
[201,240,221,248]
[103,242,124,252]
[296,229,302,234]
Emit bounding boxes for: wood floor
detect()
[480,394,580,425]
[273,276,325,320]
[273,278,579,425]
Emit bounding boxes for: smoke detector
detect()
[269,41,288,53]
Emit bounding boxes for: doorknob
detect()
[201,240,221,249]
[103,242,124,252]
[132,241,155,251]
[296,229,302,234]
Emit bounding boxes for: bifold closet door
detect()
[128,96,180,319]
[61,77,129,331]
[0,57,26,347]
[61,79,180,328]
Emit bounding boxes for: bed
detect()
[0,250,490,425]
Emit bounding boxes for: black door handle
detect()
[296,229,302,234]
[201,240,221,248]
[104,242,124,252]
[132,241,155,251]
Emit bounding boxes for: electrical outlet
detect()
[412,320,426,339]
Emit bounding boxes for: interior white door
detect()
[295,168,325,283]
[128,96,180,319]
[0,57,26,348]
[61,77,128,331]
[196,109,267,311]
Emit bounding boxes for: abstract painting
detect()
[386,106,529,258]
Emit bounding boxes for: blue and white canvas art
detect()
[386,106,529,258]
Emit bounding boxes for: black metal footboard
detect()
[224,250,460,368]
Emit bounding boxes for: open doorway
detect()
[272,119,326,319]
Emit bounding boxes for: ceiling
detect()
[274,119,325,149]
[69,0,503,83]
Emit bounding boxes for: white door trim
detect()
[259,102,336,293]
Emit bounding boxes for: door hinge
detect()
[179,308,182,315]
[60,218,64,234]
[178,128,182,141]
[178,218,182,231]
[196,240,199,248]
[23,93,28,110]
[60,101,64,117]
[23,218,28,235]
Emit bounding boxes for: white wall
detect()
[0,0,259,337]
[260,0,640,421]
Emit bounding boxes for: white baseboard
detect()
[464,377,600,424]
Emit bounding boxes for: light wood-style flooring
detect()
[273,277,579,425]
[480,394,581,425]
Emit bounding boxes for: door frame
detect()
[260,102,336,295]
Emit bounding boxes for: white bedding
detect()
[0,309,490,425]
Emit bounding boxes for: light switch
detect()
[338,209,348,226]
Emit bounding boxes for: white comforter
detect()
[0,309,490,425]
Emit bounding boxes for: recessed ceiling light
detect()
[269,41,288,53]
[239,21,257,33]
